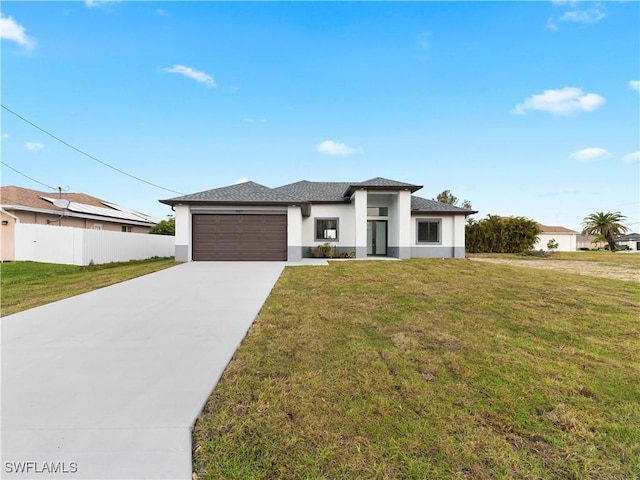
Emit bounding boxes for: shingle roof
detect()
[345,177,423,196]
[614,233,640,241]
[276,177,422,202]
[274,181,352,202]
[1,185,159,224]
[356,177,422,188]
[537,224,578,234]
[161,181,302,204]
[411,196,477,214]
[162,179,472,214]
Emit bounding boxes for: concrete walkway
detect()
[1,262,285,479]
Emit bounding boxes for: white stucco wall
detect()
[173,205,192,262]
[410,214,467,258]
[300,203,355,247]
[534,233,576,251]
[410,215,459,246]
[396,191,412,257]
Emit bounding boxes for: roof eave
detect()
[412,209,478,215]
[159,199,306,207]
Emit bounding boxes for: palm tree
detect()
[581,211,629,251]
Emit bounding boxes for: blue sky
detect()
[1,1,638,232]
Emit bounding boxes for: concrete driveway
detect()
[1,261,285,479]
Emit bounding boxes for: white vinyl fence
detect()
[14,224,175,266]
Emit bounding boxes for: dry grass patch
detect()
[470,252,639,282]
[193,259,640,479]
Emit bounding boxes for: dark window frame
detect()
[416,219,442,244]
[315,217,339,242]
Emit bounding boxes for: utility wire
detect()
[0,160,57,191]
[1,104,185,196]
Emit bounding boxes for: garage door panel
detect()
[192,214,287,261]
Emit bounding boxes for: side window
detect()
[315,218,339,241]
[417,220,440,244]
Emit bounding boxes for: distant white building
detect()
[534,224,578,252]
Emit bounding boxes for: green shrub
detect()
[466,215,541,253]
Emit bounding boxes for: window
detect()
[367,207,388,216]
[315,218,339,241]
[122,225,132,232]
[93,224,103,230]
[417,220,440,243]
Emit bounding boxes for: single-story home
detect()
[615,233,640,251]
[533,224,578,251]
[160,177,476,262]
[1,185,161,261]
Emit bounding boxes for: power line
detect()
[1,104,185,196]
[0,160,57,191]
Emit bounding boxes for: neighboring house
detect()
[1,185,160,261]
[577,234,601,250]
[615,233,640,251]
[160,177,476,262]
[534,224,578,251]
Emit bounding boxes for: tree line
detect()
[433,190,629,253]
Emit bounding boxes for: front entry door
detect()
[367,220,387,256]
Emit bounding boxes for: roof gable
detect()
[161,181,302,204]
[345,177,422,196]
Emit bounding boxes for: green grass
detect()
[0,258,176,316]
[193,259,640,479]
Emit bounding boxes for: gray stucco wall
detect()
[410,246,466,259]
[175,245,189,263]
[288,246,303,262]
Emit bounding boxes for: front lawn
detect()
[0,258,176,316]
[193,259,640,479]
[471,251,640,268]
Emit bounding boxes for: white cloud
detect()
[570,147,611,161]
[233,177,249,184]
[1,133,8,140]
[629,80,640,92]
[547,3,606,30]
[243,118,267,124]
[623,151,640,163]
[558,5,606,24]
[25,142,44,152]
[156,9,166,15]
[512,87,605,115]
[0,14,36,48]
[162,65,216,88]
[85,1,121,8]
[316,140,362,156]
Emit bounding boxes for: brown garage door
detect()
[192,214,287,261]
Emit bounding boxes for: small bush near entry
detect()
[466,215,541,253]
[307,243,355,258]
